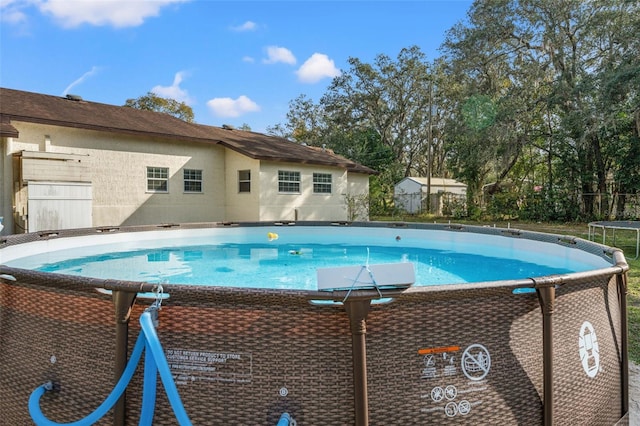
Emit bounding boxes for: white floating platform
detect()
[316,262,415,291]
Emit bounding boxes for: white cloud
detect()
[263,46,296,65]
[37,0,188,28]
[230,20,256,32]
[63,65,101,95]
[151,71,193,105]
[242,56,255,63]
[207,95,260,118]
[0,0,29,24]
[296,53,341,83]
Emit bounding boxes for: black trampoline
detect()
[589,220,640,259]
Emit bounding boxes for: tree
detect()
[440,0,640,219]
[266,94,327,143]
[124,92,194,123]
[321,46,436,178]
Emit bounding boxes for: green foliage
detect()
[629,305,640,364]
[465,204,483,221]
[343,193,370,221]
[266,94,325,142]
[486,191,521,220]
[440,0,640,220]
[124,92,194,123]
[628,257,640,364]
[321,45,440,179]
[368,166,405,217]
[461,95,497,131]
[442,197,467,219]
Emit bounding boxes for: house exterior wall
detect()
[223,157,371,222]
[224,149,261,222]
[4,121,226,230]
[347,172,369,195]
[20,151,91,182]
[258,161,352,221]
[346,172,371,221]
[1,121,372,233]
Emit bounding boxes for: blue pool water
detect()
[11,242,578,290]
[2,226,610,290]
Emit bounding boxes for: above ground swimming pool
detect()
[0,221,631,425]
[2,224,611,288]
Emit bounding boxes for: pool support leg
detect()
[536,285,556,426]
[617,273,629,418]
[345,299,372,426]
[113,290,137,426]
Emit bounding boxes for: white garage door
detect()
[28,182,92,232]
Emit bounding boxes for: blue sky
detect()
[1,0,472,133]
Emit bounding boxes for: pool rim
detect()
[0,220,628,301]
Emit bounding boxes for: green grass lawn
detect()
[373,217,640,363]
[626,259,640,364]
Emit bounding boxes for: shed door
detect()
[28,182,92,232]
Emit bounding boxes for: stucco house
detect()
[0,88,376,235]
[394,177,467,215]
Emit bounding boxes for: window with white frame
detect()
[238,170,251,193]
[278,170,300,193]
[183,169,203,193]
[147,167,168,192]
[313,172,332,194]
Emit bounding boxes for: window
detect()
[278,170,300,193]
[147,167,168,192]
[313,173,332,194]
[184,169,203,193]
[238,170,251,193]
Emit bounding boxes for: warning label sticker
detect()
[418,343,491,419]
[166,348,252,385]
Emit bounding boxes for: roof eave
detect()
[217,141,377,174]
[1,114,219,145]
[0,122,19,138]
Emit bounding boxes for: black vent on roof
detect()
[65,94,83,101]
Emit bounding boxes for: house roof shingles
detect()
[0,119,19,138]
[0,87,376,174]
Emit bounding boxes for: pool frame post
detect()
[536,284,556,426]
[617,272,629,417]
[344,299,372,426]
[112,290,137,426]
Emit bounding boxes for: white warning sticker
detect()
[579,321,600,378]
[461,344,491,381]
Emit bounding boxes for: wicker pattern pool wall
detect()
[0,221,630,425]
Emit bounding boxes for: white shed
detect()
[394,177,467,214]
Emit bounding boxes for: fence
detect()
[581,193,640,220]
